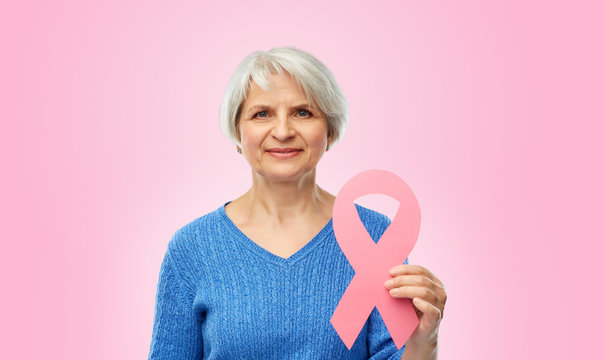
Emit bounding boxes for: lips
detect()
[266,148,301,153]
[266,148,302,159]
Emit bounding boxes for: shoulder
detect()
[163,205,226,279]
[168,207,222,252]
[168,206,225,254]
[353,203,391,244]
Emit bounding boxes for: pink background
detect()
[2,0,602,358]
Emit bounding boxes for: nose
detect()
[271,113,296,141]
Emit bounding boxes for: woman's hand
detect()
[384,264,446,357]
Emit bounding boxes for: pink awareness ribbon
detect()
[330,169,421,350]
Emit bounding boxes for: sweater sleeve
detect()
[148,248,203,360]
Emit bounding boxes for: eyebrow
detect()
[245,103,315,116]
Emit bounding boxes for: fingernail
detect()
[384,279,393,288]
[389,288,398,295]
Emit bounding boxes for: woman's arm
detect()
[385,264,447,360]
[148,249,203,360]
[400,335,438,360]
[357,205,445,359]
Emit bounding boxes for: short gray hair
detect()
[219,47,349,148]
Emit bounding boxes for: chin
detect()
[266,173,304,182]
[259,168,317,183]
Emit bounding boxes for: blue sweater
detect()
[149,202,408,359]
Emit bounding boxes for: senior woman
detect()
[148,47,447,360]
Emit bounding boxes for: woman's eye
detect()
[255,111,269,118]
[297,109,312,117]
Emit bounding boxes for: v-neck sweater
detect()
[148,202,409,360]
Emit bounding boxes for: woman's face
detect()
[238,73,331,183]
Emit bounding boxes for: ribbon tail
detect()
[378,298,419,349]
[331,277,376,350]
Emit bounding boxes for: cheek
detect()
[239,125,259,148]
[309,126,329,148]
[313,137,327,150]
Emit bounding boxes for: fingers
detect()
[386,285,438,302]
[412,297,442,325]
[387,264,448,322]
[384,275,436,290]
[389,264,445,289]
[390,264,425,276]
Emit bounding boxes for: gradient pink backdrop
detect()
[2,0,602,358]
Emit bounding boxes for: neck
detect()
[240,169,334,225]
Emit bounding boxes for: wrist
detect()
[402,334,438,360]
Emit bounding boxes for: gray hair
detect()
[219,47,349,149]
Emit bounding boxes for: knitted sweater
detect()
[148,202,409,359]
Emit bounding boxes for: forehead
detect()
[243,73,309,106]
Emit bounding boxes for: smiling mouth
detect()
[266,149,302,158]
[266,148,302,153]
